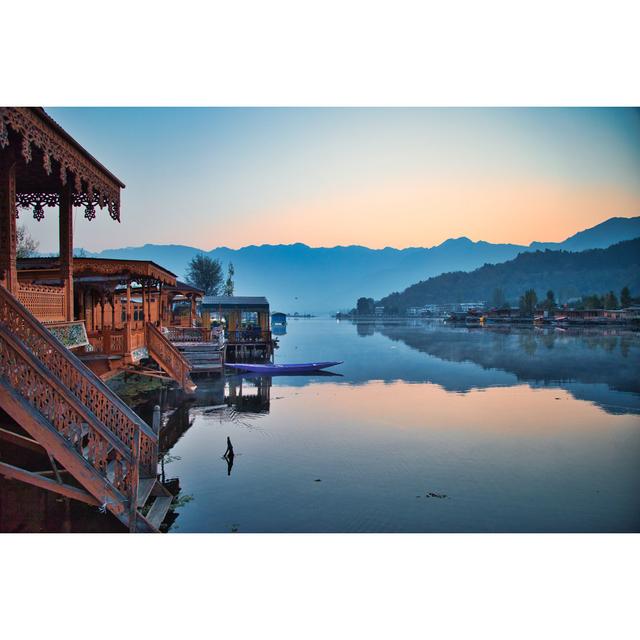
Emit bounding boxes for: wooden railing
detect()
[17,283,66,323]
[0,324,138,521]
[146,322,195,392]
[0,286,158,477]
[227,329,272,344]
[165,326,212,342]
[87,328,127,355]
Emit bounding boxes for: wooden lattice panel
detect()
[17,283,65,323]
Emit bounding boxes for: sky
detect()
[24,107,640,253]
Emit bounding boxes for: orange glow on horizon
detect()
[225,177,640,250]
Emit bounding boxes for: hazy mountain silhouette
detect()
[377,238,640,310]
[84,216,640,313]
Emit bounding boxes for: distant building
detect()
[458,301,486,312]
[374,306,385,317]
[271,311,287,325]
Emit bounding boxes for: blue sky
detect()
[24,107,640,253]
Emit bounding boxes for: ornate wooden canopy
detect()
[17,257,177,287]
[0,107,124,221]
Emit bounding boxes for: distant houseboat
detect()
[201,295,273,362]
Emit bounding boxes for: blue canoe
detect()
[225,361,342,374]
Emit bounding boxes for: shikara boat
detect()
[225,361,342,374]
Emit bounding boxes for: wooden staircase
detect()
[172,341,224,373]
[0,287,173,532]
[146,322,197,391]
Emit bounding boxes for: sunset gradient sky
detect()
[27,107,640,253]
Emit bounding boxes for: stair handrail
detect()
[146,322,194,391]
[0,286,157,475]
[0,325,134,463]
[0,325,139,520]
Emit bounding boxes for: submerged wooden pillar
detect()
[0,156,18,293]
[59,185,74,321]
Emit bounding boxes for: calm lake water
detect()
[151,318,640,533]
[2,318,639,532]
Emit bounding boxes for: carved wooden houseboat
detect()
[0,107,209,531]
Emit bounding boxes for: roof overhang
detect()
[1,107,124,221]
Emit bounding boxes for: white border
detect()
[1,1,638,638]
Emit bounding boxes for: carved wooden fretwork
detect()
[0,330,136,505]
[17,283,66,323]
[16,191,105,221]
[0,286,157,477]
[0,107,121,221]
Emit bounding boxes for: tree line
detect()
[494,286,634,314]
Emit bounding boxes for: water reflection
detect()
[275,320,640,415]
[2,318,639,532]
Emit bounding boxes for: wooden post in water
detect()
[129,424,140,533]
[152,404,161,477]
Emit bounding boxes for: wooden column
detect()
[59,186,74,321]
[0,156,18,293]
[99,294,105,330]
[158,281,164,327]
[146,282,152,324]
[125,282,132,352]
[140,282,146,323]
[78,287,85,323]
[189,294,195,326]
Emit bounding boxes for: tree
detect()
[223,262,235,296]
[582,294,603,310]
[519,289,538,316]
[16,225,39,258]
[620,286,632,308]
[356,297,375,315]
[185,253,223,295]
[491,287,506,308]
[543,289,556,311]
[603,290,619,309]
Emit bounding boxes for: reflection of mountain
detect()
[371,323,640,414]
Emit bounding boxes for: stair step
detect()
[145,495,173,529]
[137,477,156,506]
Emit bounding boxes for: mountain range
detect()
[376,237,640,311]
[82,215,640,313]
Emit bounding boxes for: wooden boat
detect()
[225,361,342,374]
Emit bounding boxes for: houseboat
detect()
[0,106,212,532]
[201,295,273,362]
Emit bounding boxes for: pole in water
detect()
[223,437,235,476]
